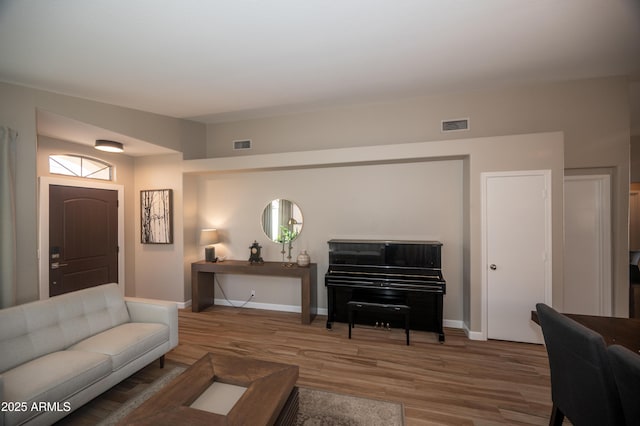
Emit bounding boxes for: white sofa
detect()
[0,283,178,426]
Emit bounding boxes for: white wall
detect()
[197,160,464,321]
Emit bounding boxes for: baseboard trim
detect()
[463,322,486,340]
[177,300,192,310]
[444,319,463,329]
[214,299,329,316]
[213,299,464,330]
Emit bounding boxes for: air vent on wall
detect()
[441,118,470,133]
[233,139,252,150]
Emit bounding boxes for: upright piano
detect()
[325,239,446,341]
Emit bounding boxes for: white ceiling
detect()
[1,0,639,136]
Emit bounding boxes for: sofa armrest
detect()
[124,297,178,349]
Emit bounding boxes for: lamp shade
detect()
[95,139,124,153]
[199,229,220,246]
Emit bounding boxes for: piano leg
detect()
[436,293,445,343]
[405,311,410,345]
[326,286,334,330]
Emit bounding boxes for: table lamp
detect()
[200,229,220,262]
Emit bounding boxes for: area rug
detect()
[296,387,404,426]
[97,365,187,426]
[96,368,404,425]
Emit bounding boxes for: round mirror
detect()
[261,199,303,242]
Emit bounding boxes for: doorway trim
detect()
[563,174,612,316]
[480,169,553,341]
[38,176,125,299]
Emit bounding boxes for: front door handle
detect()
[51,262,69,270]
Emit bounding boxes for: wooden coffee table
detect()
[119,353,299,425]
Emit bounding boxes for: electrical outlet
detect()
[251,289,256,297]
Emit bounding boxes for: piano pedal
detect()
[374,321,392,330]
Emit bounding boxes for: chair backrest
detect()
[535,303,623,426]
[608,344,640,425]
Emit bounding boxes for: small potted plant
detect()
[278,226,298,264]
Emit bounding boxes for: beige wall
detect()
[186,131,565,335]
[1,75,632,326]
[207,77,629,159]
[197,159,465,322]
[134,154,186,302]
[33,95,206,159]
[0,82,206,303]
[183,173,200,302]
[206,76,631,318]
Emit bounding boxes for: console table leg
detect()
[192,269,215,312]
[301,275,310,324]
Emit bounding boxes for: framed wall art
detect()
[140,189,173,244]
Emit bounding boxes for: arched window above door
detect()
[48,154,113,181]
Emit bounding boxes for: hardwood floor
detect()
[165,306,555,425]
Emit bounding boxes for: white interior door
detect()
[483,170,551,344]
[563,175,611,316]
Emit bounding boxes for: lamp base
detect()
[205,246,217,262]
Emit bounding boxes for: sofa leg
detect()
[159,355,165,368]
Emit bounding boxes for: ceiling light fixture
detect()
[95,139,124,153]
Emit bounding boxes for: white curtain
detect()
[0,126,17,308]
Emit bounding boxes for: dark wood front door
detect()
[49,185,118,296]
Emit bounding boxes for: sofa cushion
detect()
[55,283,131,345]
[2,350,111,425]
[0,283,130,373]
[69,322,169,371]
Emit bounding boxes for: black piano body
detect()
[325,239,446,342]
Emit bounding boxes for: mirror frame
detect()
[260,199,303,243]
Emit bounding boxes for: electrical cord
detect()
[214,275,253,308]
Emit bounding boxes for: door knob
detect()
[489,264,497,270]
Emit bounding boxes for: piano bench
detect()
[347,301,411,345]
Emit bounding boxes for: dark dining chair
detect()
[607,344,640,425]
[535,303,624,426]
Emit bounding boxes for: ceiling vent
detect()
[441,118,470,133]
[233,139,252,150]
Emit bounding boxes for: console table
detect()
[191,260,317,324]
